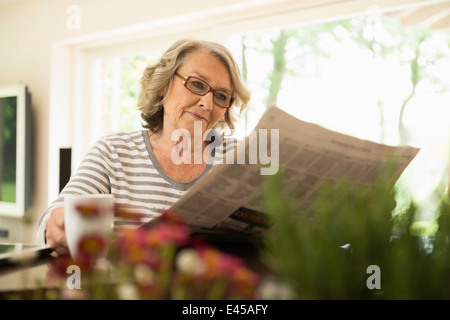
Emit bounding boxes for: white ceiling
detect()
[0,0,448,30]
[386,1,450,30]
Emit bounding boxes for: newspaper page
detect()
[153,106,420,235]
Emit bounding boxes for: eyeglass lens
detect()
[185,77,232,108]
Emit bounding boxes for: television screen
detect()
[0,96,17,203]
[0,85,32,217]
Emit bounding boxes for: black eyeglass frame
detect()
[175,73,235,108]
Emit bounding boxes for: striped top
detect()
[36,129,236,244]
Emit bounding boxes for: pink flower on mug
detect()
[75,203,100,217]
[78,234,106,258]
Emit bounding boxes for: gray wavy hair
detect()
[137,39,251,134]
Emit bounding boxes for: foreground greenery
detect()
[261,170,450,299]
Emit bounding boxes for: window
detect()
[91,50,164,137]
[224,11,450,221]
[57,1,448,224]
[94,6,449,222]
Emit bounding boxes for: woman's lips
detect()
[187,112,207,121]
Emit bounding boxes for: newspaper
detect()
[146,106,420,236]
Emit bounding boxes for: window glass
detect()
[96,50,163,134]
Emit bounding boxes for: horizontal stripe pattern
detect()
[37,130,237,243]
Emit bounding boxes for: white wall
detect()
[0,0,438,243]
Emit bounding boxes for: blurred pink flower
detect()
[197,246,245,279]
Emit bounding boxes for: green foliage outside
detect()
[0,97,17,181]
[118,55,152,132]
[100,53,162,134]
[261,167,450,299]
[0,96,17,202]
[0,181,15,203]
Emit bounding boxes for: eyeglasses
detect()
[175,73,234,108]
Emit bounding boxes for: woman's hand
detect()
[45,207,70,257]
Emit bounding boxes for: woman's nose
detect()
[199,92,214,110]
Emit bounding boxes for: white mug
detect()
[64,194,114,260]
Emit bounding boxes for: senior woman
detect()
[37,39,251,256]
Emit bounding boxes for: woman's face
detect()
[162,50,232,136]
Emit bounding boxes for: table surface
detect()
[0,263,50,290]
